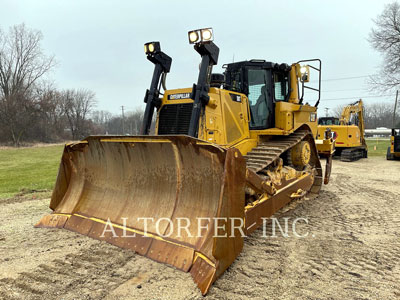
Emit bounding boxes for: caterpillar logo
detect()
[168,93,191,100]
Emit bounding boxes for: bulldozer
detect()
[317,99,367,161]
[387,91,400,160]
[36,28,334,295]
[387,128,400,160]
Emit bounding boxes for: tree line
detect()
[0,24,145,146]
[2,4,400,147]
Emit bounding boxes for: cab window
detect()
[248,69,271,129]
[273,72,289,101]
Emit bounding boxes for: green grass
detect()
[0,139,391,200]
[366,139,390,157]
[0,145,64,199]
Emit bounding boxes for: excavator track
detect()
[340,147,367,162]
[245,129,323,197]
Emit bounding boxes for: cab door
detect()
[246,68,274,130]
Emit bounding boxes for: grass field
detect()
[0,145,64,199]
[366,139,390,156]
[0,139,391,200]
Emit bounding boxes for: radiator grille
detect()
[158,103,193,135]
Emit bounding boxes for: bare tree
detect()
[35,84,66,141]
[0,24,55,145]
[100,107,145,135]
[61,89,96,139]
[369,2,400,91]
[126,108,144,135]
[332,105,345,118]
[91,110,113,134]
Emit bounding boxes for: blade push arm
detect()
[141,42,172,135]
[188,42,219,137]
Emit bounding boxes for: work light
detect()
[201,28,213,41]
[188,31,199,44]
[299,65,310,81]
[144,41,161,55]
[188,28,213,44]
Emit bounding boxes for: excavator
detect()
[36,28,334,295]
[317,99,367,161]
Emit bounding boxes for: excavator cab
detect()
[319,117,340,126]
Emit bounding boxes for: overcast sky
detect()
[1,0,397,116]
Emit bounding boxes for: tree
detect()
[91,110,113,134]
[0,24,55,145]
[61,89,96,139]
[35,84,67,142]
[126,108,144,135]
[369,2,400,91]
[332,105,345,118]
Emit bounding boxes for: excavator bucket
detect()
[36,136,246,295]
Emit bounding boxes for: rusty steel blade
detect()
[36,135,246,295]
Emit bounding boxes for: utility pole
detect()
[324,107,330,117]
[121,106,125,135]
[393,90,399,128]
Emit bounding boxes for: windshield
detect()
[319,118,340,125]
[248,69,271,129]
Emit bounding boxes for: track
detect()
[245,129,323,197]
[340,146,367,162]
[245,130,309,172]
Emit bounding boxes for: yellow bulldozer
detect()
[36,28,334,295]
[387,128,400,160]
[317,99,367,161]
[387,91,400,160]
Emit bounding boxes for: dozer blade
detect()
[35,135,246,295]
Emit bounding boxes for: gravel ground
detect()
[0,156,399,300]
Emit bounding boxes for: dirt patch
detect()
[0,143,68,150]
[0,156,399,299]
[0,190,52,206]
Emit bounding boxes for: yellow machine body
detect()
[387,128,400,159]
[159,86,319,156]
[318,124,362,148]
[317,99,367,161]
[37,57,333,295]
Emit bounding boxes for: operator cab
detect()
[318,117,340,126]
[223,60,292,130]
[392,128,400,136]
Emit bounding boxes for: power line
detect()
[311,74,372,83]
[323,88,366,93]
[321,75,371,82]
[322,94,396,101]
